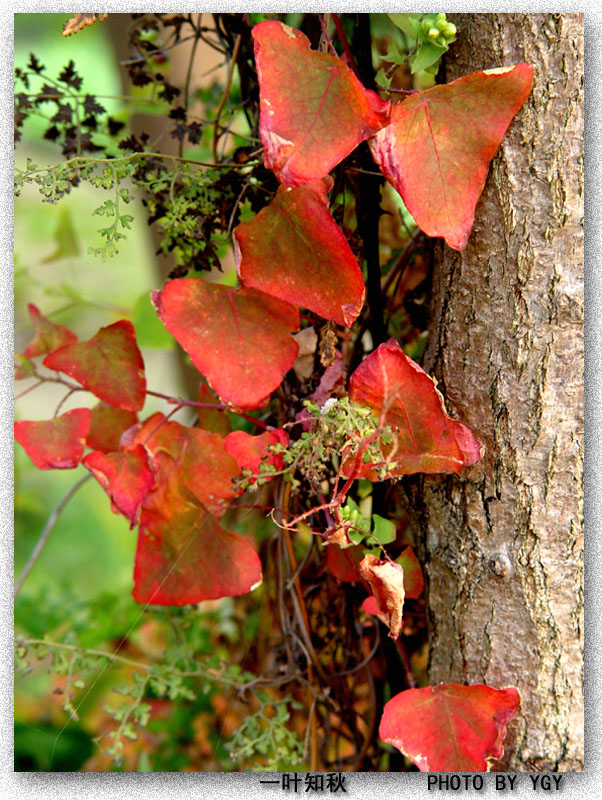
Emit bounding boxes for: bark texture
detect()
[417,14,583,771]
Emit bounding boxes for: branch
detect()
[14,474,92,598]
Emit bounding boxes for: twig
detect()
[212,33,242,162]
[14,474,92,598]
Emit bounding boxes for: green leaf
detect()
[411,41,448,74]
[371,515,397,545]
[387,14,421,40]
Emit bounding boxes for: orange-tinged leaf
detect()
[349,339,483,478]
[326,543,364,583]
[83,444,155,527]
[62,13,108,37]
[197,382,231,436]
[43,320,146,411]
[132,474,262,605]
[234,179,365,326]
[152,279,300,411]
[397,546,424,599]
[14,409,90,469]
[225,428,288,480]
[369,64,534,250]
[23,303,77,359]
[379,683,521,772]
[359,553,405,639]
[132,415,239,519]
[253,20,390,186]
[86,405,138,453]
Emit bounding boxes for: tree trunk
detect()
[418,14,583,771]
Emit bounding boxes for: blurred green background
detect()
[14,13,187,771]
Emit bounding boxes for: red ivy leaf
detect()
[234,178,364,326]
[86,405,138,453]
[23,303,77,359]
[132,473,262,605]
[83,444,155,527]
[359,553,405,639]
[225,428,288,483]
[152,279,300,411]
[14,408,90,469]
[349,339,483,478]
[369,64,533,250]
[43,320,146,411]
[131,414,239,519]
[397,546,424,600]
[326,543,364,583]
[253,20,390,186]
[379,683,521,772]
[196,382,231,436]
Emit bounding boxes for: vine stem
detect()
[212,33,242,162]
[281,482,319,771]
[14,474,92,598]
[145,389,269,430]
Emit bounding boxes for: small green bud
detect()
[422,19,432,35]
[428,27,440,39]
[435,18,447,31]
[436,13,446,21]
[444,22,456,37]
[437,35,447,46]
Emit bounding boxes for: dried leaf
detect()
[359,553,405,639]
[369,64,533,250]
[152,279,300,411]
[234,179,365,326]
[379,683,521,772]
[253,20,390,186]
[62,13,108,37]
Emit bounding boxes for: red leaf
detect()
[83,444,155,527]
[152,279,300,411]
[326,543,364,583]
[43,320,146,411]
[359,553,405,639]
[234,179,365,326]
[86,405,138,453]
[14,409,90,469]
[253,20,390,186]
[23,303,77,359]
[349,339,483,478]
[131,414,239,519]
[369,64,533,250]
[196,382,231,436]
[379,683,521,772]
[132,474,262,605]
[397,546,424,600]
[225,428,288,481]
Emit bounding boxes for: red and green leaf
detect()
[86,405,138,453]
[234,178,364,327]
[83,444,155,527]
[349,339,483,478]
[379,683,521,772]
[196,382,231,436]
[225,428,288,484]
[14,408,91,470]
[132,473,262,605]
[253,20,390,187]
[369,64,534,250]
[152,279,300,411]
[43,320,146,411]
[397,546,424,599]
[23,303,77,359]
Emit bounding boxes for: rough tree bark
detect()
[415,14,583,771]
